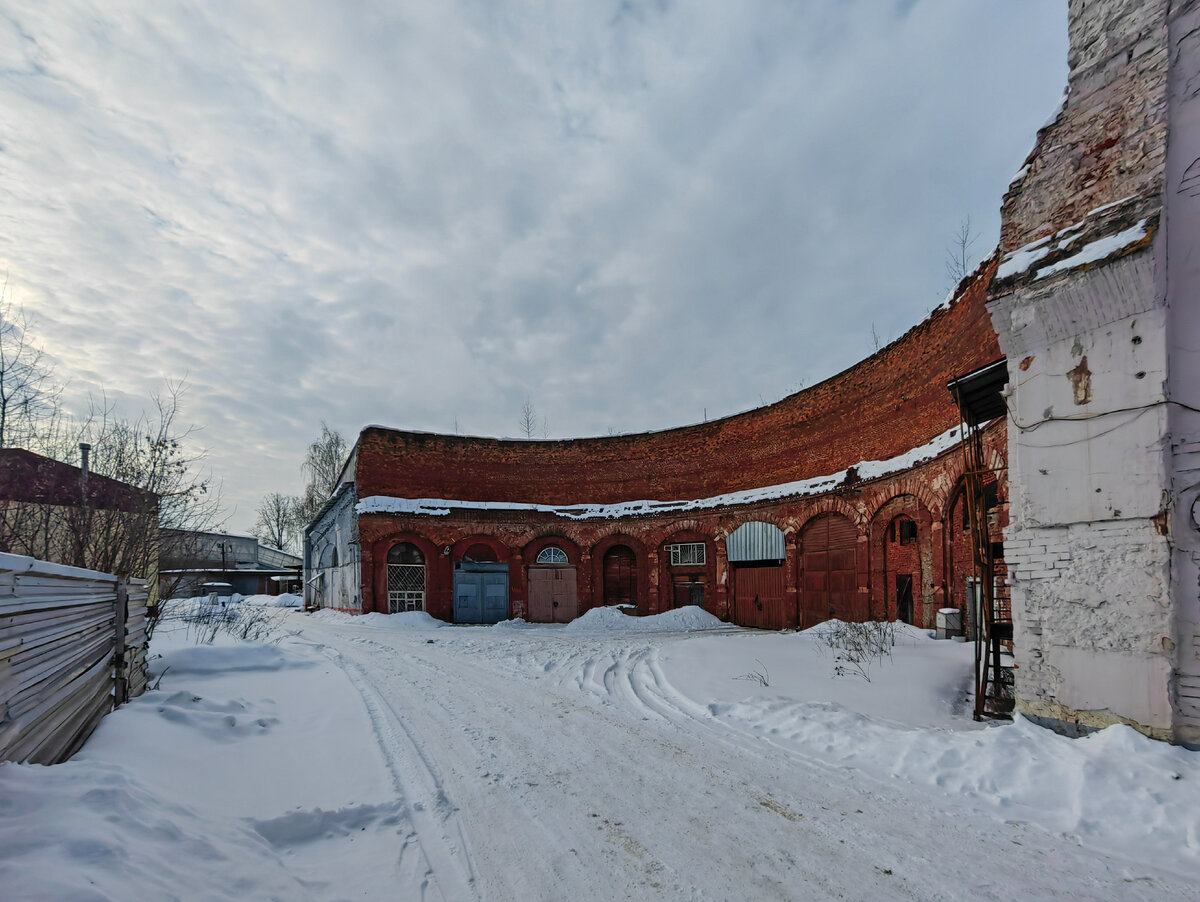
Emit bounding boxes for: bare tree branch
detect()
[253,492,297,552]
[519,398,538,439]
[945,216,979,290]
[0,278,62,449]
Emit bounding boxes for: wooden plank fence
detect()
[0,552,150,765]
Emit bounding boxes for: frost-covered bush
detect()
[816,619,896,682]
[155,596,287,645]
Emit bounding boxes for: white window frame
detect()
[666,542,706,566]
[535,546,569,565]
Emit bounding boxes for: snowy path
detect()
[295,618,1196,901]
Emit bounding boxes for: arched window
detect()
[535,546,569,565]
[464,543,498,562]
[387,542,426,614]
[387,543,424,565]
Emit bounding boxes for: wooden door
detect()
[896,574,914,624]
[800,515,859,627]
[733,565,786,629]
[528,567,578,622]
[671,576,705,609]
[603,546,637,607]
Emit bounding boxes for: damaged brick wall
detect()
[986,0,1200,743]
[355,265,999,507]
[355,423,1006,631]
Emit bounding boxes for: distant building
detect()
[159,528,302,598]
[305,270,1007,634]
[0,447,159,594]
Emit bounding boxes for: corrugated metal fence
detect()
[0,552,150,765]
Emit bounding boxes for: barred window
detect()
[666,542,706,566]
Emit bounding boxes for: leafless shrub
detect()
[818,620,897,682]
[733,659,770,688]
[157,596,287,646]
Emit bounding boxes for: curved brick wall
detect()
[357,261,1000,505]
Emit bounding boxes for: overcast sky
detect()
[0,1,1067,535]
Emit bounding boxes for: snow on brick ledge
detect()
[356,424,966,521]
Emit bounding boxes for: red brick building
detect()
[306,262,1007,630]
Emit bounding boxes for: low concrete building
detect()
[159,528,302,598]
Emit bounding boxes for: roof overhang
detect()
[948,359,1008,425]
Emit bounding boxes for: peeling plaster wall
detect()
[988,0,1200,742]
[1165,1,1200,745]
[305,484,361,612]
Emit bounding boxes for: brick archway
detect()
[798,512,862,627]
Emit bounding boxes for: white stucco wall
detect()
[985,0,1200,740]
[304,484,362,612]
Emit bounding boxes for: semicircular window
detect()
[387,543,424,565]
[535,546,569,565]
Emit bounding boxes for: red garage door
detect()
[801,515,861,627]
[732,565,786,630]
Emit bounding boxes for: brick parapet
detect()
[355,263,1000,507]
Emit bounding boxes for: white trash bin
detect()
[936,607,962,639]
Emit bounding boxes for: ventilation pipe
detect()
[79,443,91,481]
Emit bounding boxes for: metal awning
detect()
[726,521,786,563]
[948,359,1008,425]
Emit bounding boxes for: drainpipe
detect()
[78,442,91,566]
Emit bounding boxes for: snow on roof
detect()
[356,423,966,521]
[1033,219,1150,280]
[995,195,1148,283]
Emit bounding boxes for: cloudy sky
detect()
[0,0,1067,534]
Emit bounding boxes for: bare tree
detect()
[0,380,222,602]
[945,216,979,290]
[0,282,61,449]
[253,492,297,552]
[303,421,348,498]
[72,384,221,585]
[519,398,538,439]
[292,422,348,527]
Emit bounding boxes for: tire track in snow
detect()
[309,641,482,902]
[326,632,896,900]
[297,622,1195,902]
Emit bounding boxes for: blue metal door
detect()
[454,563,509,623]
[454,578,480,622]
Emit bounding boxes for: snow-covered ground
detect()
[2,607,1197,901]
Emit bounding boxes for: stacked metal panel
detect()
[0,553,148,765]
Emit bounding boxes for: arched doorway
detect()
[387,543,426,614]
[728,521,787,629]
[452,538,509,624]
[603,545,638,607]
[527,544,579,623]
[463,543,498,562]
[800,514,860,626]
[884,515,919,624]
